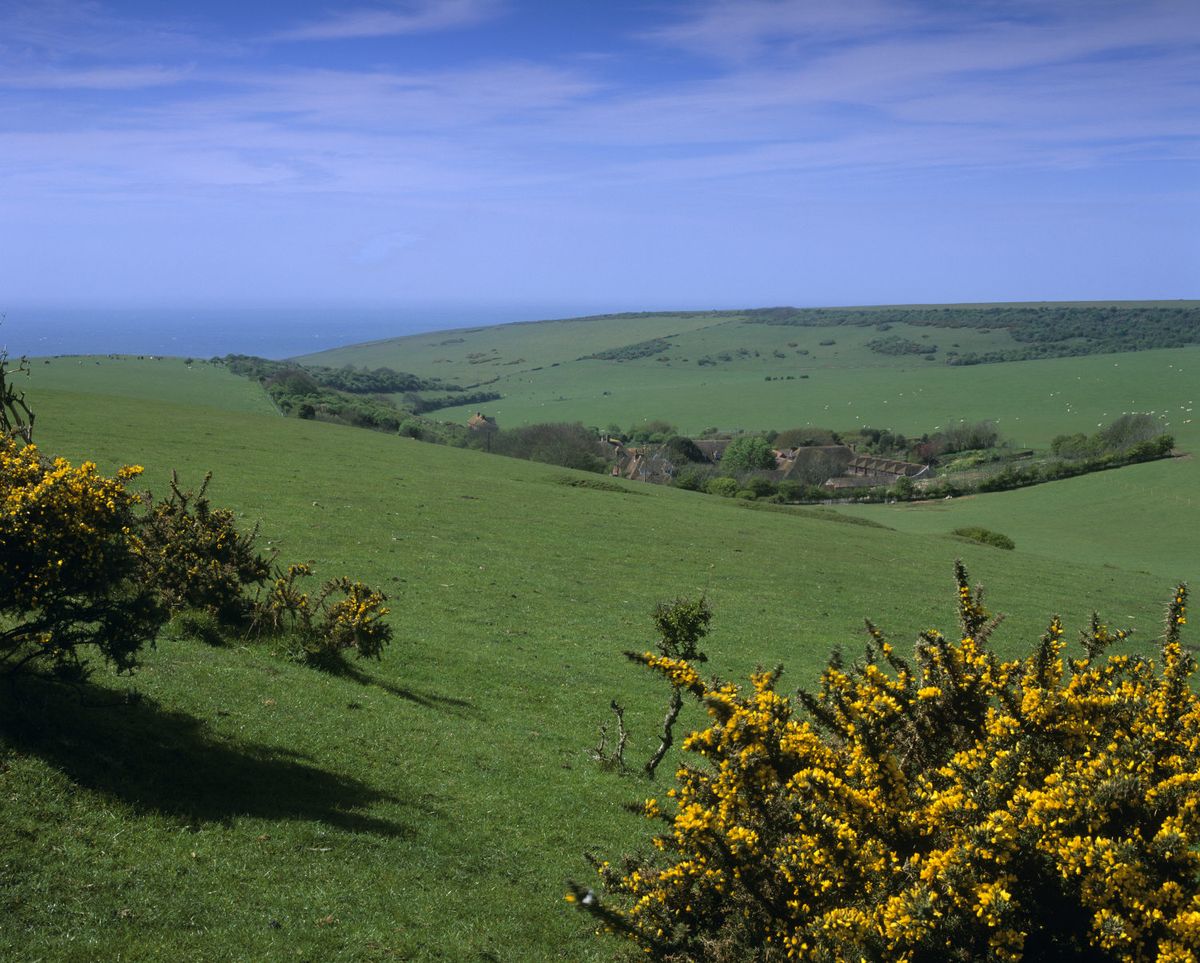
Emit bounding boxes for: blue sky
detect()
[2,0,1198,314]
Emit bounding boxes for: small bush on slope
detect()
[953,527,1016,550]
[136,471,272,624]
[251,563,392,668]
[571,565,1199,962]
[134,473,392,668]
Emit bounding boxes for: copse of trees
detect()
[865,335,937,356]
[573,567,1200,962]
[626,420,677,444]
[581,338,672,362]
[224,355,449,395]
[402,389,502,415]
[720,434,777,473]
[224,354,502,435]
[1052,413,1160,461]
[490,422,608,473]
[978,434,1174,493]
[939,419,1001,454]
[662,435,706,465]
[773,427,841,447]
[253,363,407,431]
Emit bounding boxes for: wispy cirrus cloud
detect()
[0,65,188,89]
[1,0,1197,307]
[603,0,1200,175]
[274,0,504,42]
[640,0,928,61]
[644,0,1199,66]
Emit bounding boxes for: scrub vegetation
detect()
[572,568,1198,962]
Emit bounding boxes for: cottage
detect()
[467,412,497,431]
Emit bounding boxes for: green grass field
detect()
[27,355,280,416]
[311,318,1200,592]
[4,351,1186,961]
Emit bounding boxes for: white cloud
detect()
[275,0,503,42]
[641,0,934,62]
[1,0,1198,306]
[0,65,187,90]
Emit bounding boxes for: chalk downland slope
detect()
[2,359,1182,961]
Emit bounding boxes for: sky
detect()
[2,0,1198,317]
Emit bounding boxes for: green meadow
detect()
[3,346,1187,962]
[306,315,1200,590]
[6,301,1200,961]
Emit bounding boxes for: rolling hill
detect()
[4,345,1188,961]
[300,304,1200,589]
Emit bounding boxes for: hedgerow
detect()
[572,564,1200,962]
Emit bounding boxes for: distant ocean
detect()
[0,304,594,360]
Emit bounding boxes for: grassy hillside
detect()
[27,355,280,416]
[837,453,1199,588]
[308,316,1200,592]
[412,342,1200,440]
[297,306,1197,438]
[3,363,1181,961]
[297,301,1199,425]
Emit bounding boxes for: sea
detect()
[0,303,598,361]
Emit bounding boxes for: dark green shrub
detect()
[952,526,1016,549]
[776,480,804,502]
[705,477,739,498]
[251,564,392,668]
[673,466,712,492]
[493,422,607,472]
[136,472,272,624]
[1127,434,1174,462]
[743,475,777,498]
[663,435,706,464]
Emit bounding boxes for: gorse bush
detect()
[0,352,392,674]
[134,477,393,668]
[251,563,392,668]
[0,435,164,674]
[136,471,273,623]
[572,565,1200,962]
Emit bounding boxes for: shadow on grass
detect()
[324,660,479,717]
[0,675,414,837]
